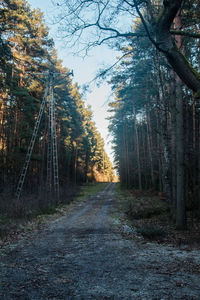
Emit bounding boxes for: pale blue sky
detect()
[28,0,119,162]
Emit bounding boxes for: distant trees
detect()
[0,0,114,209]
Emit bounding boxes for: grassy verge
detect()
[74,182,108,202]
[115,186,200,248]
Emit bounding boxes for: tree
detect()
[107,10,200,229]
[54,0,200,94]
[0,0,114,215]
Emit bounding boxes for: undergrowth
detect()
[116,186,200,247]
[0,182,108,240]
[136,226,166,239]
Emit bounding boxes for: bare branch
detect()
[89,49,135,84]
[54,0,200,93]
[95,22,146,39]
[133,0,158,48]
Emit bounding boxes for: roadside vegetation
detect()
[115,185,200,249]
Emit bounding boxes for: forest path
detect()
[0,183,200,299]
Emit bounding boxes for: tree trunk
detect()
[174,9,186,229]
[169,73,177,218]
[146,103,154,188]
[156,60,171,202]
[124,122,130,187]
[198,117,200,214]
[175,76,186,229]
[133,95,142,189]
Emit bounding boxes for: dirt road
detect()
[0,183,200,299]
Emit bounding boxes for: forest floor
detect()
[117,187,200,249]
[0,183,200,299]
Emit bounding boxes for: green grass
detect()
[75,182,108,201]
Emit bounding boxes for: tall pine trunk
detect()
[175,77,186,229]
[133,95,142,189]
[169,73,177,218]
[146,103,154,188]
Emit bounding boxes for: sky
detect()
[28,0,119,162]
